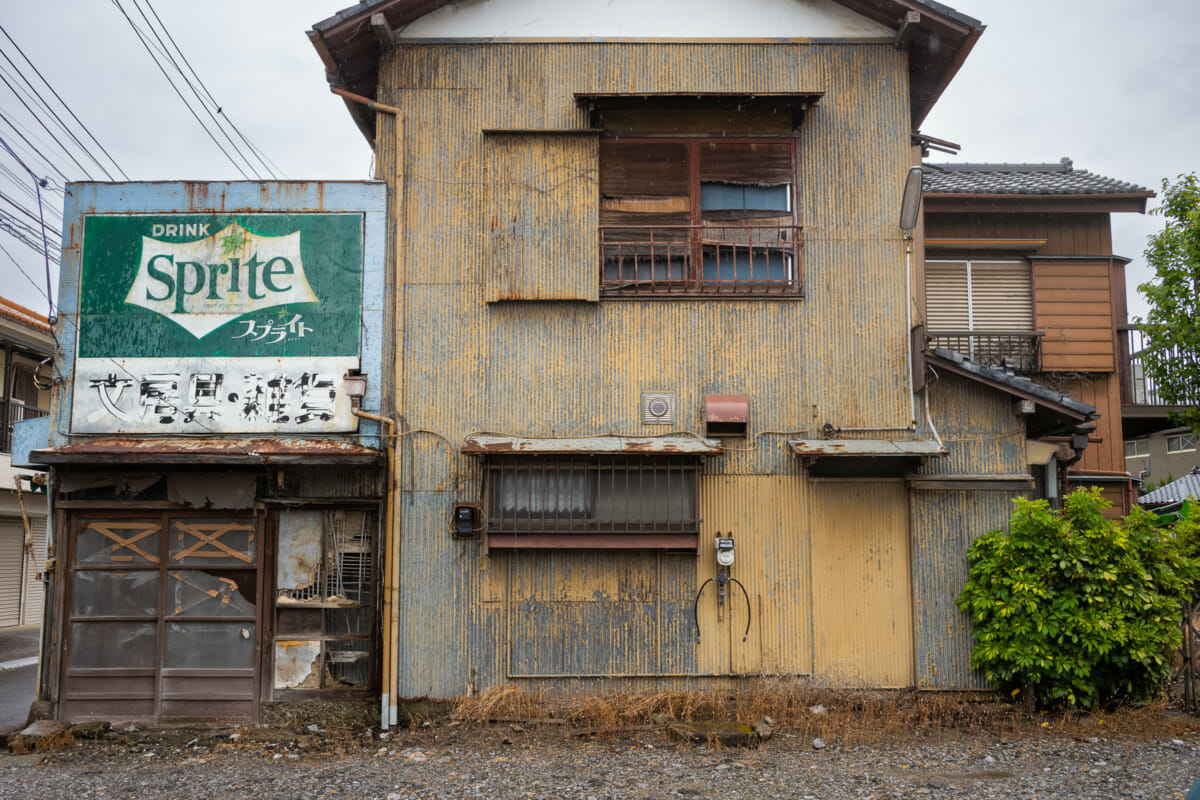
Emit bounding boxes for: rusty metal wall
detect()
[918,372,1028,478]
[911,489,1012,690]
[910,371,1029,689]
[379,41,918,699]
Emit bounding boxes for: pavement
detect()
[0,625,40,734]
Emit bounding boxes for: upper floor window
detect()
[1167,432,1196,454]
[599,138,800,297]
[1124,439,1149,459]
[925,258,1040,372]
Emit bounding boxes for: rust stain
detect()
[461,435,722,455]
[31,437,383,464]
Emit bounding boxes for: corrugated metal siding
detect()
[910,489,1013,689]
[909,371,1030,689]
[698,474,810,676]
[809,479,912,687]
[0,519,22,626]
[22,515,45,626]
[382,41,917,697]
[918,373,1028,478]
[484,134,599,302]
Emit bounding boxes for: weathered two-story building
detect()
[26,0,1124,726]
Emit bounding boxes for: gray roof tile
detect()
[923,158,1151,196]
[930,348,1098,417]
[1139,468,1200,506]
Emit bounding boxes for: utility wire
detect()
[0,191,62,238]
[109,0,252,179]
[0,107,74,183]
[0,107,72,185]
[141,0,283,178]
[0,69,94,179]
[0,52,116,181]
[0,23,128,180]
[125,0,261,178]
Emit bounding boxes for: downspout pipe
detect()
[353,408,398,730]
[332,87,399,116]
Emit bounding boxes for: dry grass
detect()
[450,679,1200,743]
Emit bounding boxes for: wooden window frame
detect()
[599,137,803,298]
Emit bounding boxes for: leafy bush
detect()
[957,488,1199,709]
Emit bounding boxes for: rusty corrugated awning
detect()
[30,438,384,466]
[461,435,722,456]
[788,439,947,457]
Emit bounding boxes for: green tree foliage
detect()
[1138,173,1200,433]
[957,488,1199,709]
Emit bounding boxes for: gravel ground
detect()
[2,724,1199,800]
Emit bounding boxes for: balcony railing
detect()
[927,330,1044,374]
[1120,325,1200,406]
[2,400,48,454]
[600,224,802,297]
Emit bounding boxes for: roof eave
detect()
[924,192,1153,214]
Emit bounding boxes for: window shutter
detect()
[484,133,599,302]
[970,261,1032,331]
[925,261,968,330]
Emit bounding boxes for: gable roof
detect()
[310,0,984,144]
[1140,468,1200,507]
[924,159,1152,197]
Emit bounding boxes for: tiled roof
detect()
[1140,468,1200,506]
[923,158,1152,196]
[929,348,1098,417]
[0,296,51,332]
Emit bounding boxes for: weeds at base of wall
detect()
[451,680,1200,743]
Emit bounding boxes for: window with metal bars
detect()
[599,138,801,297]
[482,456,700,551]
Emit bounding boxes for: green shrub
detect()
[957,488,1199,709]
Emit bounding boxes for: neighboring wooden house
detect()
[0,296,52,628]
[921,159,1155,516]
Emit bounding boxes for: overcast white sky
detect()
[1,0,1196,320]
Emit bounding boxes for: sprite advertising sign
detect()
[73,213,364,434]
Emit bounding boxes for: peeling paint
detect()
[277,511,323,592]
[274,641,323,689]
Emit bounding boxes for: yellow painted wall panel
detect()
[809,480,913,687]
[698,474,812,676]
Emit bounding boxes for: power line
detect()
[109,0,253,179]
[141,0,283,179]
[126,0,262,179]
[0,111,72,183]
[0,23,128,181]
[0,69,94,179]
[0,53,116,181]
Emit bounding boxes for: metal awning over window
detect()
[788,439,947,458]
[575,92,824,129]
[789,438,947,477]
[461,435,723,456]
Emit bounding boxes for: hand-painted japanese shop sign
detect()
[72,213,363,434]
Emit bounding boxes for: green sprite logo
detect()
[124,222,319,339]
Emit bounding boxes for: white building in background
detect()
[0,296,52,628]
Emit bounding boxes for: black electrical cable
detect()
[109,0,252,179]
[692,578,713,643]
[0,23,128,180]
[729,577,751,642]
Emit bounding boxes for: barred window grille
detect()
[483,456,700,550]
